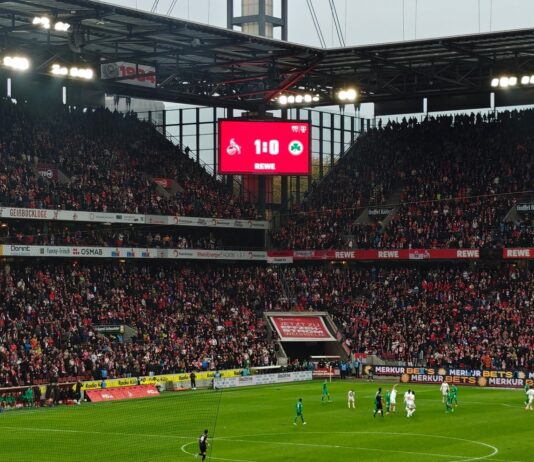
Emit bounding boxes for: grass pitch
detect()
[0,380,531,462]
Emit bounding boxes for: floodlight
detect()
[499,77,509,88]
[346,89,357,101]
[51,64,68,76]
[3,56,30,71]
[490,78,499,87]
[32,16,50,29]
[54,22,71,32]
[338,90,347,101]
[278,95,288,105]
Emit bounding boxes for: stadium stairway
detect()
[503,191,534,222]
[354,187,402,226]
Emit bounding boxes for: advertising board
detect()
[100,61,156,87]
[369,365,534,389]
[214,371,312,389]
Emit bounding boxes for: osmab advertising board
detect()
[368,366,534,389]
[218,119,311,175]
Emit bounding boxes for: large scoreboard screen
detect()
[218,119,311,175]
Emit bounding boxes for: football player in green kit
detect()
[293,398,307,425]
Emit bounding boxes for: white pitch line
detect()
[218,431,499,462]
[0,426,505,462]
[180,442,256,462]
[217,436,472,459]
[1,426,255,462]
[0,426,189,440]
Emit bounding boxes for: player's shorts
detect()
[442,391,449,396]
[199,445,207,453]
[376,402,383,410]
[348,398,355,402]
[390,397,396,404]
[529,398,533,404]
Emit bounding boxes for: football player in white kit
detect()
[406,390,416,417]
[403,388,412,405]
[347,390,355,409]
[440,382,450,403]
[390,384,398,413]
[526,387,534,411]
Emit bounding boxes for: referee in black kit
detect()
[198,429,209,461]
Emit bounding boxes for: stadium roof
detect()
[2,0,534,110]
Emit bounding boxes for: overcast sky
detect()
[100,0,534,47]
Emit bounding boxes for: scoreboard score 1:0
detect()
[218,119,311,175]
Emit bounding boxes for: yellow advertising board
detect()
[81,377,138,391]
[82,369,243,390]
[138,369,243,385]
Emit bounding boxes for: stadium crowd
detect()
[286,265,533,371]
[1,262,532,387]
[273,110,534,250]
[0,99,259,220]
[0,263,282,387]
[1,221,262,250]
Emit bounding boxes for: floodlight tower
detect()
[227,1,289,214]
[227,0,288,40]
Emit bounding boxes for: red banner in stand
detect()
[268,249,480,261]
[37,164,59,181]
[86,385,159,402]
[270,315,335,341]
[503,248,534,259]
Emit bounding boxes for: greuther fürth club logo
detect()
[288,140,304,155]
